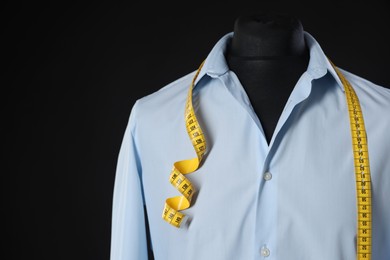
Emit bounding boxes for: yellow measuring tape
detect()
[332,63,372,260]
[162,60,372,260]
[162,61,206,228]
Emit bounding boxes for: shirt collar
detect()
[304,32,344,91]
[193,33,232,85]
[194,31,345,92]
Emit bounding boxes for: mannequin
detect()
[227,13,310,144]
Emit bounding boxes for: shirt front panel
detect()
[138,77,263,259]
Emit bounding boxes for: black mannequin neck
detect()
[226,13,309,144]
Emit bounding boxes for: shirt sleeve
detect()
[110,102,149,260]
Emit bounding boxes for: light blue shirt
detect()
[110,32,390,260]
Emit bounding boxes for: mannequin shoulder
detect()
[129,71,197,122]
[137,71,196,107]
[340,68,390,109]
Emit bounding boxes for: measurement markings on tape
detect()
[162,61,206,228]
[332,62,372,260]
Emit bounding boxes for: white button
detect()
[263,172,272,181]
[261,245,270,257]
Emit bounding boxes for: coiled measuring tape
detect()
[162,61,206,228]
[162,60,372,260]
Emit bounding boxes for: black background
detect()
[4,1,389,260]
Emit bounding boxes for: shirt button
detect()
[263,172,272,181]
[261,245,270,257]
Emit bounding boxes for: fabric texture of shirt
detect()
[110,32,390,260]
